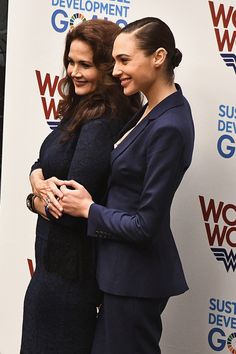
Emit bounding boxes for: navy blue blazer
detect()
[87,85,194,298]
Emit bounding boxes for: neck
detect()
[144,79,177,115]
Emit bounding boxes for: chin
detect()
[74,88,90,96]
[123,87,137,96]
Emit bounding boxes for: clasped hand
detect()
[30,169,93,219]
[30,169,93,218]
[59,180,93,218]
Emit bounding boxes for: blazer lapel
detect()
[116,104,147,140]
[111,84,184,164]
[111,114,150,163]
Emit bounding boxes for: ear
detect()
[153,47,167,68]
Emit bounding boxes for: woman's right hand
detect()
[30,169,64,216]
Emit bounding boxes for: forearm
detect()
[87,203,151,243]
[30,168,45,195]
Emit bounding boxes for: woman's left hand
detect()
[33,196,49,220]
[59,180,94,218]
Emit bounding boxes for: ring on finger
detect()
[45,197,51,204]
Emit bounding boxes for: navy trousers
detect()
[91,292,168,354]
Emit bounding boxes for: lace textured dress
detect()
[20,114,123,354]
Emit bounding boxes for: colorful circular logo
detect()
[70,13,87,31]
[227,333,236,354]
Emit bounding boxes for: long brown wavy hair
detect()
[58,19,142,136]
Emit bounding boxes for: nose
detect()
[112,62,122,77]
[71,65,81,78]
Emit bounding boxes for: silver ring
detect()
[45,197,51,204]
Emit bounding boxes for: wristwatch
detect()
[26,193,37,213]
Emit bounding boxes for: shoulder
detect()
[146,111,193,150]
[151,96,193,134]
[81,114,124,138]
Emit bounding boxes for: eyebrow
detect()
[68,56,93,64]
[113,54,131,59]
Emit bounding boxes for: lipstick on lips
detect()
[120,77,131,87]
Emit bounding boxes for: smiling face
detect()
[67,39,100,96]
[112,32,158,97]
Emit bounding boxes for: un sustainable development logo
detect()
[51,0,131,33]
[209,1,236,74]
[217,104,236,159]
[199,196,236,272]
[208,298,236,353]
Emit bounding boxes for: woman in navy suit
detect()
[53,17,194,354]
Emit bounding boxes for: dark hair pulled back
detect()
[121,17,182,80]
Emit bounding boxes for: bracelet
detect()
[26,193,37,213]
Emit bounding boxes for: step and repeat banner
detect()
[0,0,236,353]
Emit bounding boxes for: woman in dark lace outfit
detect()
[20,19,142,354]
